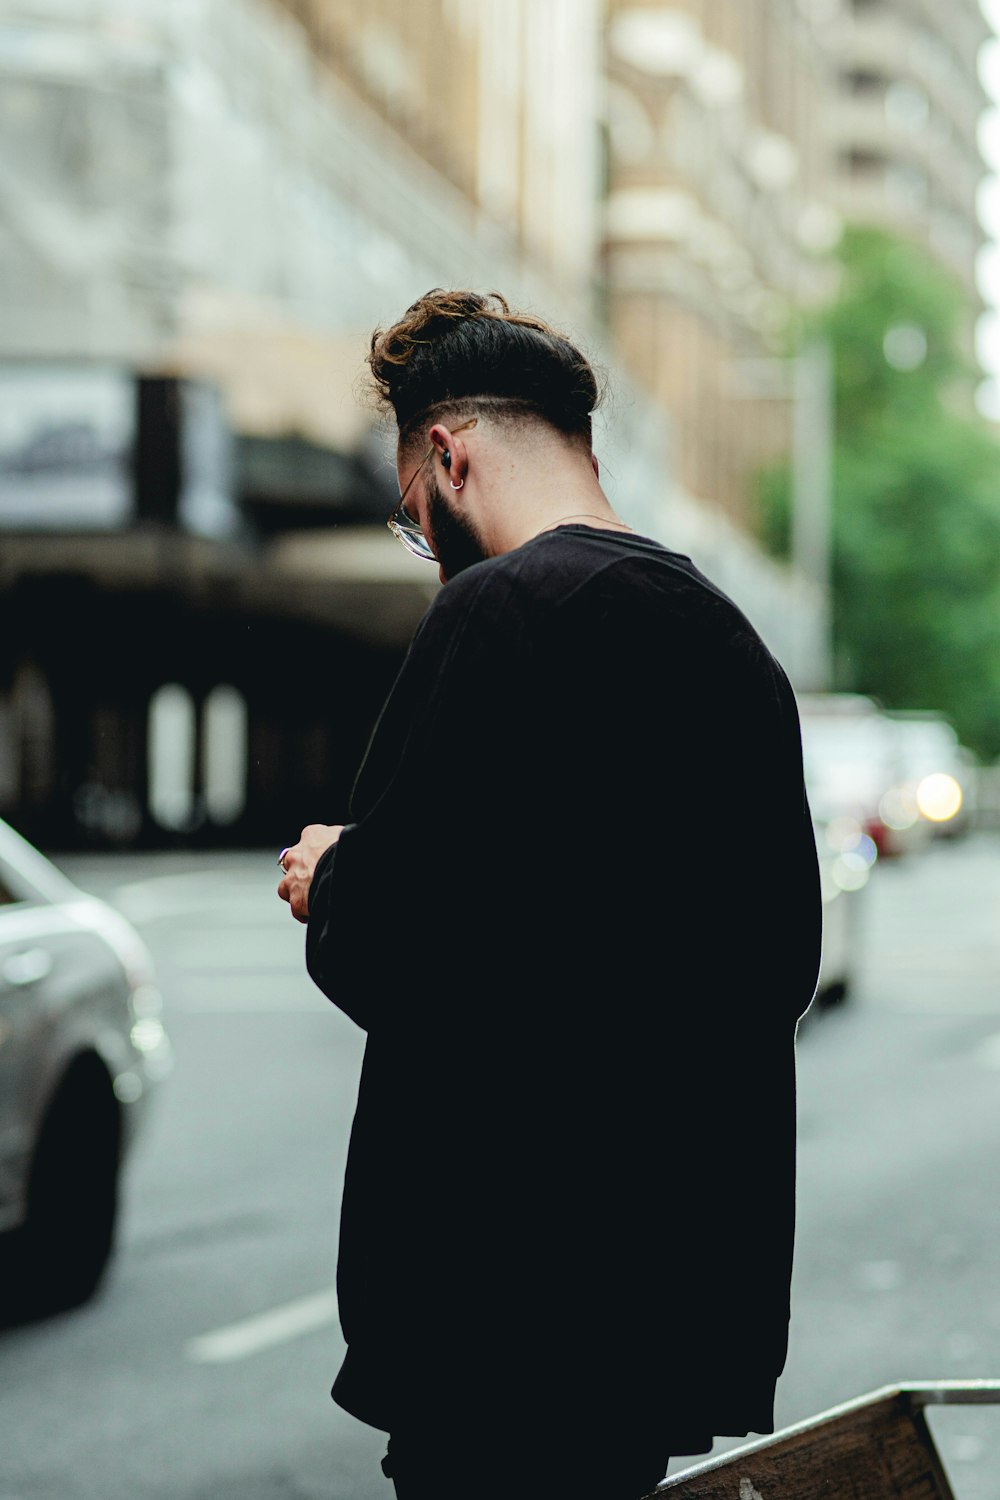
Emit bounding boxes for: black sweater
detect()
[306,525,822,1449]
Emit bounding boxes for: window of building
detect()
[148,684,197,831]
[845,69,886,95]
[841,147,885,177]
[886,161,929,211]
[202,685,247,826]
[885,81,929,132]
[12,664,54,808]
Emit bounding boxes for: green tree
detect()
[757,226,1000,759]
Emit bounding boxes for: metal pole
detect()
[792,339,834,690]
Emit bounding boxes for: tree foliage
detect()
[756,226,1000,760]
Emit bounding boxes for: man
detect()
[278,289,822,1500]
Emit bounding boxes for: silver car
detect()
[0,818,171,1316]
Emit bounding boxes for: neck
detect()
[535,511,634,537]
[469,445,628,555]
[487,485,629,553]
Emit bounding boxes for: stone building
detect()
[825,0,990,314]
[602,0,841,535]
[273,0,604,313]
[601,0,992,534]
[272,0,834,669]
[0,0,844,846]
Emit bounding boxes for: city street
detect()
[2,833,1000,1499]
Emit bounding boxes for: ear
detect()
[591,453,600,479]
[429,423,469,489]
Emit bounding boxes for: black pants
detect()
[381,1433,670,1500]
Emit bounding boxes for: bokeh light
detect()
[916,773,963,823]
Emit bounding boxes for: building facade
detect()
[274,0,605,310]
[0,0,830,848]
[0,0,600,445]
[825,0,990,312]
[599,0,993,685]
[602,0,841,537]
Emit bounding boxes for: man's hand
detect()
[277,824,345,923]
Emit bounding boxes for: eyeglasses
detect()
[387,418,478,560]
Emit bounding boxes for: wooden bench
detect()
[650,1381,1000,1500]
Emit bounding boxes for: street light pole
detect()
[791,339,834,690]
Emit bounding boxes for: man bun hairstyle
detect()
[368,289,602,449]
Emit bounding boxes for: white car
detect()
[797,695,884,1009]
[797,692,926,860]
[881,710,975,839]
[0,818,171,1316]
[811,815,872,1008]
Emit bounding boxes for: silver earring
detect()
[450,477,464,491]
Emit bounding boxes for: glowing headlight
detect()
[131,1018,167,1055]
[916,773,963,823]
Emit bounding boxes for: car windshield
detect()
[800,716,895,813]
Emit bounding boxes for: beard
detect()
[426,470,490,580]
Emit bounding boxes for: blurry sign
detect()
[178,379,238,540]
[0,363,135,529]
[0,365,239,538]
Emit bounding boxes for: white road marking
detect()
[186,1288,339,1363]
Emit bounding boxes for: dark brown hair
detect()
[367,289,602,448]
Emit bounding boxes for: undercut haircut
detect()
[367,289,603,451]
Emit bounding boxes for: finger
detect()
[278,877,290,903]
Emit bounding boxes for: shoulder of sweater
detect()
[422,532,774,656]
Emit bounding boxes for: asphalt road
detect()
[2,833,1000,1500]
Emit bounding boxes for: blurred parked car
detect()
[796,694,887,1009]
[810,811,874,1009]
[797,692,926,860]
[0,818,171,1316]
[881,710,976,840]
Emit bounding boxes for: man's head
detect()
[369,290,605,579]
